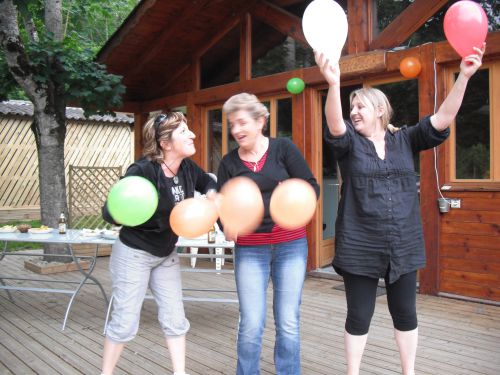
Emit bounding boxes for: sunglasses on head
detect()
[154,113,169,142]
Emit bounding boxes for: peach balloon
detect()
[270,178,317,229]
[169,198,218,238]
[218,177,264,236]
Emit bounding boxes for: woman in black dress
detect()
[315,44,484,375]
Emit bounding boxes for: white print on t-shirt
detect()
[171,185,185,203]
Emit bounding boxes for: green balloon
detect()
[286,77,305,94]
[107,176,158,227]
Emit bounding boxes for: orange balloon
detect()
[270,179,317,230]
[218,177,264,236]
[169,198,218,238]
[399,57,421,79]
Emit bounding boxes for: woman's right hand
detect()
[314,51,340,87]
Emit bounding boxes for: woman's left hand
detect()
[460,43,485,78]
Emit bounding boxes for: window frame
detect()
[445,61,500,190]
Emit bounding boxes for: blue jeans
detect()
[234,237,308,375]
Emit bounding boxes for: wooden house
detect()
[97,0,500,304]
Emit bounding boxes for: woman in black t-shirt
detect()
[315,44,484,375]
[101,112,216,375]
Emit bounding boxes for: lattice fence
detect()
[69,166,121,229]
[0,114,133,221]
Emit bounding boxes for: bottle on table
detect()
[207,224,216,243]
[58,212,67,234]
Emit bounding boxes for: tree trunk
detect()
[45,0,63,40]
[1,0,69,262]
[33,106,69,261]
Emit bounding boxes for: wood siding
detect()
[439,191,500,302]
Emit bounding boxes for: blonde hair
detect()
[349,87,393,130]
[142,112,187,162]
[223,93,270,130]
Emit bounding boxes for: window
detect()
[200,25,240,89]
[450,62,500,183]
[207,108,223,173]
[251,18,315,78]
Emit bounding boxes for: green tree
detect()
[0,0,133,260]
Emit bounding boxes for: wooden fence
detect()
[0,114,134,222]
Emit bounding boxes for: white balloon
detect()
[302,0,348,63]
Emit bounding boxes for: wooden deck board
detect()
[0,252,499,375]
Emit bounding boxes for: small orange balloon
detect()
[218,177,264,236]
[169,198,218,238]
[270,179,317,230]
[399,57,421,79]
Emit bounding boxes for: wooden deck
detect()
[0,252,499,375]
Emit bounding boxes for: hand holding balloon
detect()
[459,44,485,78]
[314,51,340,87]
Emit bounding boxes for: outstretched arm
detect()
[431,44,485,132]
[315,51,346,137]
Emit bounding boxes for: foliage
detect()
[0,55,27,101]
[376,0,499,49]
[61,0,139,54]
[1,0,138,103]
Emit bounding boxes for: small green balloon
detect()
[107,176,158,227]
[286,77,305,94]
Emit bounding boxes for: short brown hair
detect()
[223,93,269,130]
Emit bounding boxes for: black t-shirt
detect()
[102,158,216,257]
[324,116,449,283]
[162,169,186,204]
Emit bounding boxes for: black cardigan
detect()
[217,137,320,233]
[103,157,216,257]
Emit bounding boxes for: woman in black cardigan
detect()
[218,93,319,375]
[101,112,216,375]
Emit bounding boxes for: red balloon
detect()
[170,198,218,238]
[399,57,421,79]
[270,179,317,230]
[444,1,488,58]
[218,177,264,236]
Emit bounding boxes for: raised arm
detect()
[430,44,485,132]
[314,51,346,137]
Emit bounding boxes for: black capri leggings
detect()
[343,270,418,335]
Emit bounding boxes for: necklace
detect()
[162,162,179,185]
